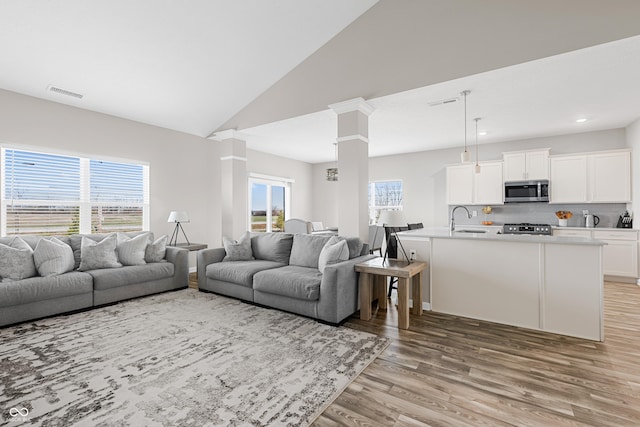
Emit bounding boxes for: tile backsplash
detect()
[453,203,629,228]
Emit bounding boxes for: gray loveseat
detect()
[0,232,189,327]
[197,233,375,325]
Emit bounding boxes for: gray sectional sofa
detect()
[197,232,375,324]
[0,232,189,327]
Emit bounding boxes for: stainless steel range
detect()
[503,223,552,235]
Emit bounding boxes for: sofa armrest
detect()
[165,246,189,288]
[197,248,226,289]
[318,254,376,324]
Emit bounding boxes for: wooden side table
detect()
[168,243,208,251]
[355,258,427,330]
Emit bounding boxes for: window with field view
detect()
[369,180,403,224]
[249,176,290,233]
[1,148,149,236]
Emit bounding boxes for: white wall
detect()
[313,128,627,229]
[0,90,316,261]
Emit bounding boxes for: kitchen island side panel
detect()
[543,244,603,341]
[431,238,541,330]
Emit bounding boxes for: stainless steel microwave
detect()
[504,179,549,203]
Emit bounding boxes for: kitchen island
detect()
[396,228,605,341]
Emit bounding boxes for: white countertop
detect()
[397,227,606,246]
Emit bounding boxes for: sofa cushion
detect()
[70,231,151,269]
[0,235,72,250]
[78,234,122,271]
[0,271,93,307]
[0,237,37,281]
[223,231,254,261]
[33,237,75,277]
[318,237,349,273]
[145,235,168,263]
[253,265,322,301]
[116,232,151,266]
[344,237,364,259]
[251,233,293,264]
[206,260,284,287]
[88,263,175,291]
[288,234,332,269]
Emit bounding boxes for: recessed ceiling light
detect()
[576,118,588,123]
[478,131,487,136]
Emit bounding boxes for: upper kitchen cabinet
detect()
[549,154,588,203]
[589,150,631,203]
[446,161,503,205]
[503,149,550,181]
[549,149,631,204]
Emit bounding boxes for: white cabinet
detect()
[503,149,549,181]
[549,155,587,203]
[446,161,503,205]
[589,151,631,203]
[593,230,638,278]
[550,149,631,204]
[446,164,473,205]
[553,228,638,278]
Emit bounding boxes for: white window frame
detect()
[1,145,149,236]
[369,179,404,224]
[248,173,293,233]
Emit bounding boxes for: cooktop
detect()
[503,223,552,235]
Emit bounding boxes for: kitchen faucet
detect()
[450,205,472,232]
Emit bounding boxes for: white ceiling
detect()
[0,0,377,137]
[241,35,640,164]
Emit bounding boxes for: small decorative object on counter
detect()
[481,206,493,225]
[617,210,633,228]
[555,210,572,227]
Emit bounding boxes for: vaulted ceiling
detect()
[2,1,640,163]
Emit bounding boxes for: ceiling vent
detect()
[428,97,459,107]
[47,85,83,99]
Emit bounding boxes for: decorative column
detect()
[329,98,374,242]
[212,130,247,240]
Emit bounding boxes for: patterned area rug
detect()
[0,289,388,426]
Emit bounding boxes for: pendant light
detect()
[474,117,481,173]
[460,90,471,163]
[326,142,338,181]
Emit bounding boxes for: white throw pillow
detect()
[223,231,254,261]
[0,237,37,281]
[145,235,168,263]
[318,236,349,273]
[33,237,75,277]
[116,232,150,266]
[78,233,122,271]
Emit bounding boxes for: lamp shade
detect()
[377,210,406,227]
[167,211,190,223]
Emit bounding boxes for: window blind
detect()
[1,148,149,236]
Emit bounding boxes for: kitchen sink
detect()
[455,229,487,233]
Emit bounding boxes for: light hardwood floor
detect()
[313,281,640,427]
[189,274,640,426]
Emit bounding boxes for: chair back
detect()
[284,219,313,234]
[368,225,384,255]
[408,222,424,230]
[384,225,409,259]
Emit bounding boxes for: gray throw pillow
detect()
[33,237,75,277]
[289,234,332,268]
[145,235,168,263]
[116,232,150,266]
[78,234,122,271]
[0,237,37,281]
[250,233,293,263]
[318,236,350,273]
[344,237,364,259]
[223,231,254,261]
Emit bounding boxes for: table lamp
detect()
[168,211,190,246]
